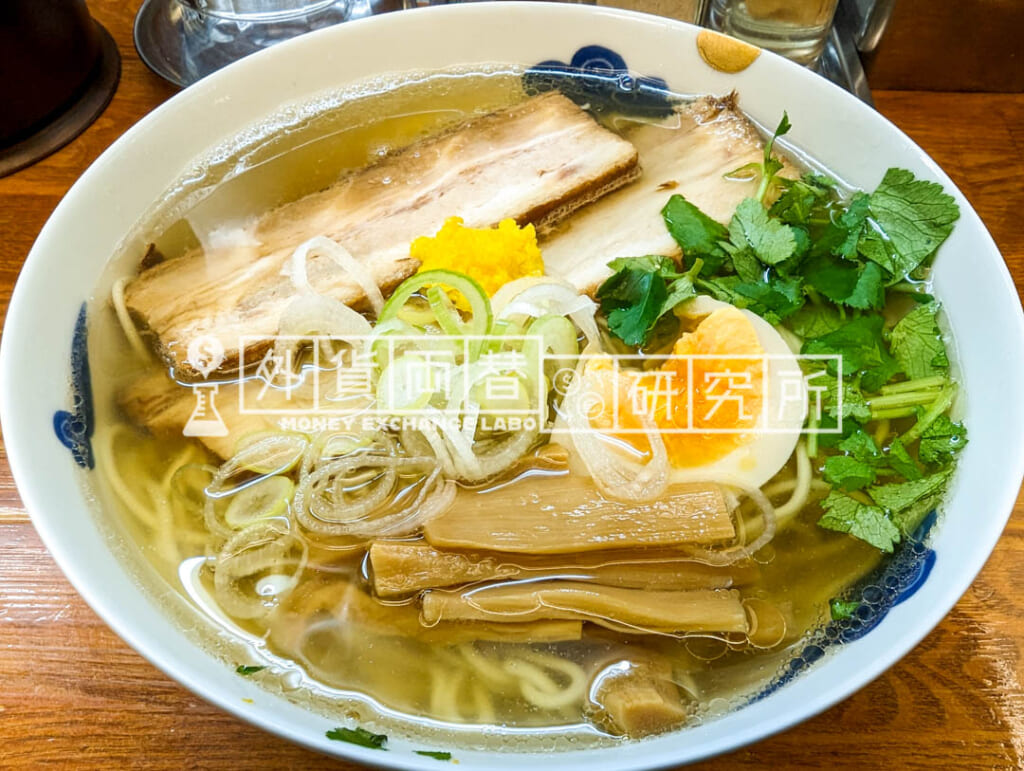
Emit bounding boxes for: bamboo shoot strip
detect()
[124,92,640,379]
[369,540,758,598]
[324,580,583,644]
[420,581,749,634]
[423,476,735,554]
[594,661,689,738]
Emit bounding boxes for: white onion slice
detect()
[278,294,372,340]
[682,485,777,567]
[284,235,384,316]
[492,277,601,347]
[563,353,669,502]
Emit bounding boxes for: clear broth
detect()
[89,67,886,747]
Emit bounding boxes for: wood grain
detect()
[1,2,1023,769]
[865,0,1024,93]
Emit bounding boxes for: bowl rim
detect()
[3,3,1023,769]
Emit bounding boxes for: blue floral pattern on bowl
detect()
[524,45,674,117]
[50,49,940,715]
[754,513,937,700]
[53,303,94,469]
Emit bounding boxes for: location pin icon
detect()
[186,336,226,379]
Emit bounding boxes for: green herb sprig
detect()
[593,113,966,551]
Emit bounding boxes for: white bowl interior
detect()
[3,4,1023,770]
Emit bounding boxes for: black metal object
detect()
[817,0,872,106]
[0,3,121,178]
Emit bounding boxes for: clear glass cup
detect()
[591,0,705,23]
[136,0,407,87]
[707,0,840,66]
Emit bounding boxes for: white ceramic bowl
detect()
[3,4,1023,769]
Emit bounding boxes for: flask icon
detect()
[184,383,228,437]
[182,335,229,438]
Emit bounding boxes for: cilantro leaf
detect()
[807,369,871,423]
[857,229,896,274]
[815,415,863,450]
[729,198,797,266]
[597,258,697,346]
[727,243,766,283]
[698,275,803,325]
[598,266,668,346]
[867,168,960,278]
[802,316,901,391]
[770,173,836,226]
[918,414,967,466]
[416,751,453,761]
[326,726,388,750]
[868,470,951,516]
[235,665,265,675]
[661,195,729,274]
[844,262,886,310]
[889,303,949,380]
[823,455,877,491]
[731,276,804,324]
[825,430,931,490]
[819,490,901,552]
[835,193,871,259]
[607,255,682,279]
[823,429,885,490]
[886,438,922,480]
[786,303,845,339]
[804,255,885,310]
[663,274,697,312]
[838,429,883,463]
[756,112,791,202]
[830,598,861,621]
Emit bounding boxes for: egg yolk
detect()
[587,306,765,468]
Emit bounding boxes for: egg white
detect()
[665,296,806,489]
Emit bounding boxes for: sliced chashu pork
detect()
[541,93,796,293]
[121,93,790,455]
[125,92,640,380]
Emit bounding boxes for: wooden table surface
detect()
[2,2,1023,769]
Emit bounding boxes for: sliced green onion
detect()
[470,375,531,415]
[395,299,438,327]
[723,161,760,182]
[380,270,492,338]
[320,433,373,459]
[522,314,579,391]
[232,432,308,475]
[224,475,294,528]
[378,353,440,412]
[427,284,466,337]
[170,463,217,514]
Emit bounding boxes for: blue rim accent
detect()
[524,45,674,117]
[53,302,94,469]
[752,512,938,701]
